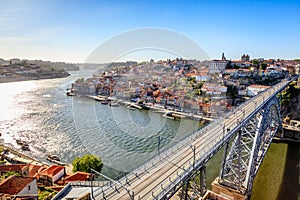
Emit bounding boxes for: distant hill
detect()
[0,58,80,71]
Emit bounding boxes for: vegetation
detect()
[281,81,300,105]
[252,59,259,66]
[225,60,232,69]
[38,186,57,200]
[75,78,84,84]
[3,171,20,177]
[72,154,103,173]
[0,171,20,181]
[261,63,268,71]
[107,61,137,68]
[294,59,300,62]
[253,76,282,86]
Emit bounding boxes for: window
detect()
[28,185,31,190]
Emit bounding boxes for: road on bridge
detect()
[97,80,290,200]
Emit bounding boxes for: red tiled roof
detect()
[63,172,92,183]
[248,84,271,89]
[0,176,35,195]
[0,164,27,173]
[28,164,47,178]
[39,165,64,178]
[185,73,197,77]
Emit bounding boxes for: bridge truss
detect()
[218,95,282,199]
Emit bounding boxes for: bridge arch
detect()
[218,96,282,199]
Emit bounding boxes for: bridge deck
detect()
[96,80,291,200]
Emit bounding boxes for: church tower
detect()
[221,52,226,61]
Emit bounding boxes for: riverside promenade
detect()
[87,95,215,122]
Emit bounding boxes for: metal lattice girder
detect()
[219,96,282,195]
[220,114,261,191]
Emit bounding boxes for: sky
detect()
[0,0,299,63]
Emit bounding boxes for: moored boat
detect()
[141,103,151,110]
[46,154,61,162]
[21,144,30,151]
[109,102,119,107]
[66,92,75,96]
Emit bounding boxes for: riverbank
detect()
[0,144,46,166]
[0,73,70,83]
[86,95,214,122]
[0,143,75,176]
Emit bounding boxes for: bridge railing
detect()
[98,117,226,197]
[99,79,292,198]
[151,119,228,199]
[150,79,292,199]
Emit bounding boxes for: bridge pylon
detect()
[211,95,282,200]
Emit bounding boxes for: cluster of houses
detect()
[0,163,92,199]
[71,55,299,116]
[0,59,70,82]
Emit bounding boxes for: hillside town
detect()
[0,54,299,199]
[70,54,299,118]
[0,58,79,83]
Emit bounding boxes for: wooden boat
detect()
[21,144,30,151]
[66,88,75,96]
[16,139,30,151]
[109,102,119,107]
[66,92,75,96]
[46,154,61,162]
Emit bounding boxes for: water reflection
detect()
[0,71,200,175]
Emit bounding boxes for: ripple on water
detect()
[0,73,201,175]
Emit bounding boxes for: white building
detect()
[196,72,212,82]
[264,66,283,77]
[201,83,227,95]
[247,85,270,96]
[208,60,228,74]
[38,165,65,186]
[0,176,38,199]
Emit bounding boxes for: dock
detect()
[127,103,142,110]
[85,96,214,122]
[0,144,46,166]
[87,95,106,101]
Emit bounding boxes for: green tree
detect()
[1,171,20,181]
[72,154,103,173]
[261,63,268,71]
[252,59,259,65]
[225,60,232,69]
[294,59,300,62]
